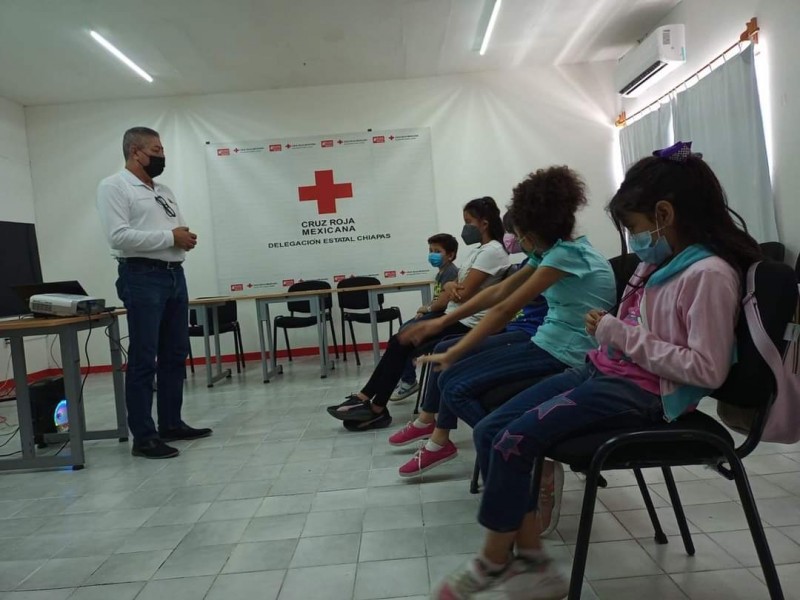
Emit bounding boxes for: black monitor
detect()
[0,221,44,318]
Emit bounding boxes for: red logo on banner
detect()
[230,283,244,291]
[269,144,282,152]
[321,139,334,148]
[217,148,230,156]
[372,136,385,144]
[298,170,353,215]
[333,275,345,282]
[384,270,397,278]
[282,279,295,287]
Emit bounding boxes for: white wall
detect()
[24,64,621,366]
[0,96,49,381]
[622,0,800,266]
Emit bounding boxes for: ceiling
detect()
[0,0,681,106]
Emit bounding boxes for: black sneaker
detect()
[343,410,392,431]
[132,439,180,459]
[326,395,367,417]
[159,425,213,441]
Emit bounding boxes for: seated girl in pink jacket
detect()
[424,142,764,600]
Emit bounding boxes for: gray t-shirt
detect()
[433,263,459,299]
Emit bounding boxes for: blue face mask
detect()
[428,252,444,268]
[629,227,673,264]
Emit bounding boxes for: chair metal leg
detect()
[470,456,481,494]
[413,361,429,415]
[661,466,695,555]
[233,330,241,374]
[328,312,339,359]
[348,320,361,366]
[283,328,292,362]
[188,343,195,374]
[568,462,603,599]
[633,468,668,545]
[389,320,394,338]
[237,323,246,369]
[727,455,784,599]
[341,313,348,362]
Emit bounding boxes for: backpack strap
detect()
[743,262,785,385]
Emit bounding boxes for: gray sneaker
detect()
[493,556,569,600]
[390,380,419,402]
[430,557,509,599]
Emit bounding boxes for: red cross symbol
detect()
[298,170,353,214]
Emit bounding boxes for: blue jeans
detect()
[435,339,568,430]
[398,311,443,384]
[473,364,664,532]
[420,330,531,420]
[116,262,190,443]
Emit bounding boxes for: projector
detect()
[29,294,106,317]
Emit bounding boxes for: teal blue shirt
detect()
[527,236,616,367]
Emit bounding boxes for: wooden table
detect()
[193,280,433,382]
[0,311,127,472]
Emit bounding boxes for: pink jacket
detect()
[595,255,741,421]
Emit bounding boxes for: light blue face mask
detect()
[629,227,673,264]
[428,252,444,268]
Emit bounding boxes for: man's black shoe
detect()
[132,439,180,459]
[159,425,213,441]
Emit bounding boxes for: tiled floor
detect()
[1,357,800,599]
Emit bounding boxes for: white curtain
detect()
[672,45,777,242]
[619,102,673,172]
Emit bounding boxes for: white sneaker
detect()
[539,461,564,538]
[430,557,510,599]
[390,380,419,402]
[492,556,569,600]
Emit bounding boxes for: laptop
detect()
[11,281,89,314]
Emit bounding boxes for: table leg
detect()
[368,290,380,363]
[198,306,213,387]
[315,296,329,378]
[257,300,269,382]
[10,338,36,459]
[107,317,128,441]
[420,285,433,307]
[60,330,86,469]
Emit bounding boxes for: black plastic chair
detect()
[528,260,796,599]
[336,276,402,366]
[188,300,245,373]
[760,241,786,263]
[273,280,339,362]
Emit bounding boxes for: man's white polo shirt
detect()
[96,168,187,263]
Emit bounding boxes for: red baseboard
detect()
[0,341,388,394]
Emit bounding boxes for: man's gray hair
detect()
[123,126,160,159]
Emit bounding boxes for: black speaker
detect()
[30,376,65,447]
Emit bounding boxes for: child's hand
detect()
[417,351,455,372]
[397,319,443,346]
[584,309,607,336]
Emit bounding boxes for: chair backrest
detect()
[713,261,797,418]
[286,280,332,314]
[337,276,382,310]
[608,253,641,304]
[759,241,786,263]
[189,300,237,329]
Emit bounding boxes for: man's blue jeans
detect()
[116,262,189,443]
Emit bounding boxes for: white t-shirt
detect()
[445,239,510,328]
[96,169,187,262]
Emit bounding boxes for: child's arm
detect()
[595,269,740,389]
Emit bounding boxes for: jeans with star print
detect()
[473,363,663,533]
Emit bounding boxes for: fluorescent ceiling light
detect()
[90,30,153,83]
[479,0,502,56]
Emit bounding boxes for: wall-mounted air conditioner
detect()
[615,24,686,98]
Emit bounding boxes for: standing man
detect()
[97,126,212,459]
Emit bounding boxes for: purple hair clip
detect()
[653,141,703,163]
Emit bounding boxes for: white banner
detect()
[205,128,438,295]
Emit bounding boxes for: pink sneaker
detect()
[388,421,435,447]
[398,441,457,477]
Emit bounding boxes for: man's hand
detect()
[173,227,198,251]
[584,309,607,337]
